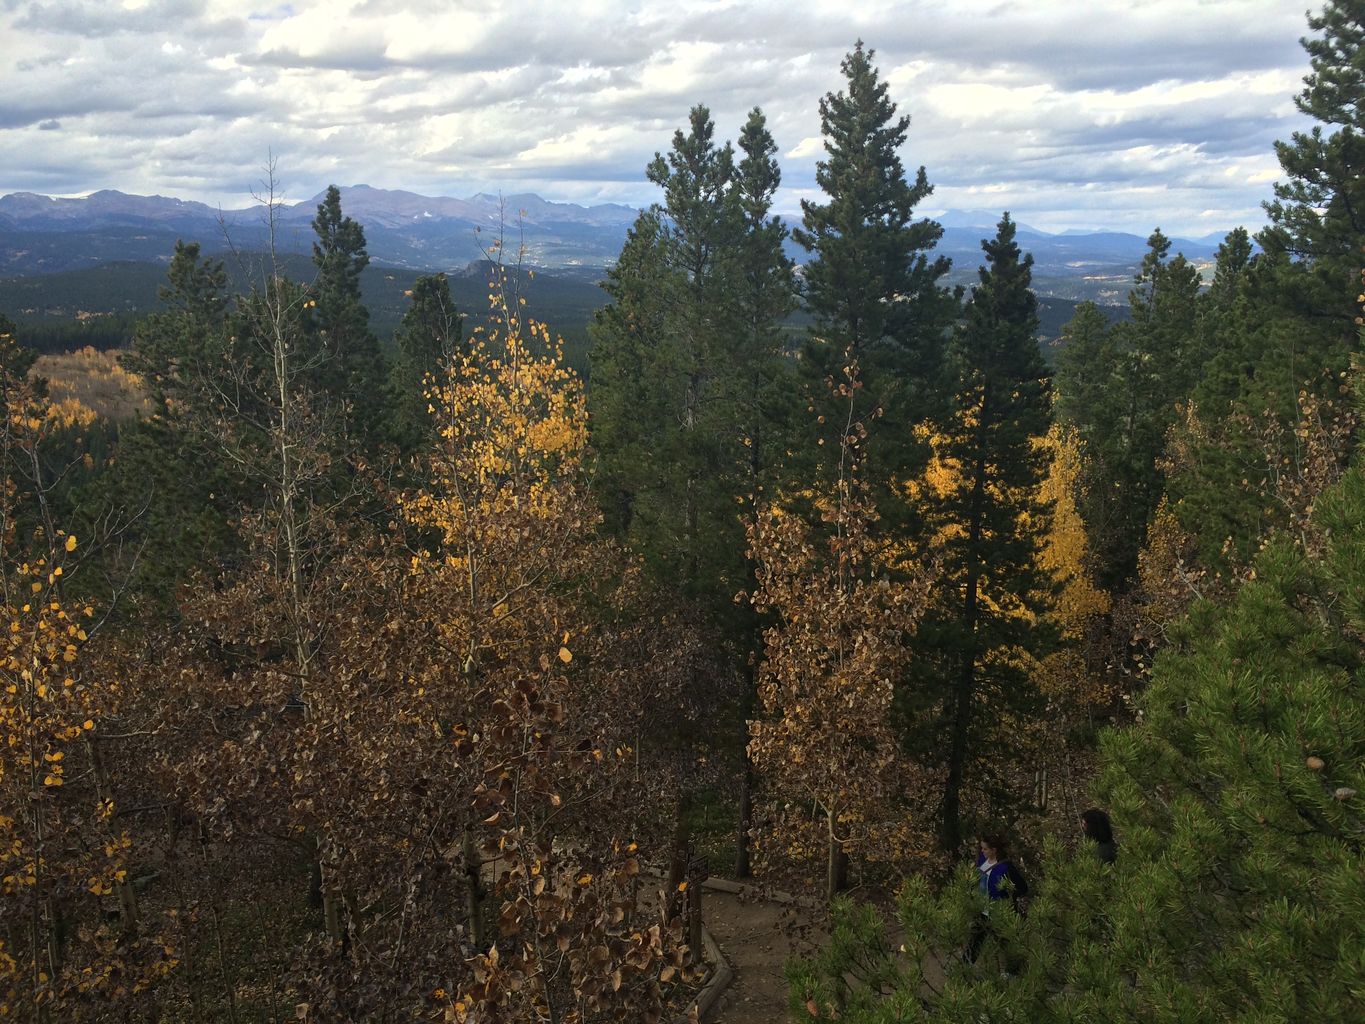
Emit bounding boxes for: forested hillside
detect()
[0,4,1360,1023]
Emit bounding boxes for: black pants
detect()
[965,913,990,963]
[966,911,1020,973]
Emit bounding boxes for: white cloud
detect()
[0,0,1319,234]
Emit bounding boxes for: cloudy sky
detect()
[0,0,1318,235]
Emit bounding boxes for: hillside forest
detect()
[1,3,1363,1022]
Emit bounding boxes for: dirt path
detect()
[700,886,826,1024]
[696,883,952,1023]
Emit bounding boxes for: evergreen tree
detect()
[1055,230,1202,588]
[588,209,674,535]
[96,242,241,616]
[909,215,1057,851]
[1052,300,1115,441]
[794,41,957,504]
[1186,227,1260,416]
[310,184,389,448]
[732,106,799,878]
[1128,229,1205,402]
[123,240,229,406]
[391,272,463,450]
[732,106,799,505]
[589,105,800,879]
[589,106,746,603]
[1261,0,1365,325]
[1207,226,1254,308]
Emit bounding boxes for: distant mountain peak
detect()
[929,209,1056,235]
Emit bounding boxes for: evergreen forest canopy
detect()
[0,3,1361,1022]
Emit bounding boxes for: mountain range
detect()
[0,186,1232,304]
[0,185,639,278]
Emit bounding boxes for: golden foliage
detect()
[749,363,937,892]
[148,268,686,1022]
[33,347,151,424]
[1030,425,1113,712]
[0,376,171,1016]
[1035,425,1109,634]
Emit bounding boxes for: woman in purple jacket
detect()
[965,833,1029,964]
[976,833,1030,902]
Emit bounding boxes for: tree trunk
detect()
[942,387,991,854]
[734,759,754,880]
[941,648,976,854]
[734,659,757,879]
[463,828,485,950]
[666,793,693,921]
[322,869,343,946]
[826,808,849,901]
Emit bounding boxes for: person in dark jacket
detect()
[976,833,1030,902]
[1080,808,1117,864]
[964,833,1029,964]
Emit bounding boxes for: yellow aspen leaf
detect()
[558,646,572,664]
[65,535,77,552]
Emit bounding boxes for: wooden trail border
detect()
[671,874,817,1022]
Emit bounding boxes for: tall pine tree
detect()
[391,272,463,451]
[910,215,1056,852]
[1261,0,1365,326]
[590,105,746,604]
[310,185,388,448]
[794,41,957,511]
[589,104,799,878]
[732,106,799,878]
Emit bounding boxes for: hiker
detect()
[964,832,1029,964]
[1080,808,1117,864]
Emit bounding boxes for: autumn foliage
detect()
[748,363,934,896]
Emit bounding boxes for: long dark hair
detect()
[1080,808,1114,845]
[979,833,1009,860]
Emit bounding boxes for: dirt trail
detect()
[700,886,826,1024]
[697,883,952,1023]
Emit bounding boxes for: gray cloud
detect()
[0,0,1319,235]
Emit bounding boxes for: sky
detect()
[0,0,1320,236]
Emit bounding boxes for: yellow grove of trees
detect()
[909,419,1110,703]
[0,343,175,1018]
[34,347,150,427]
[748,369,935,897]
